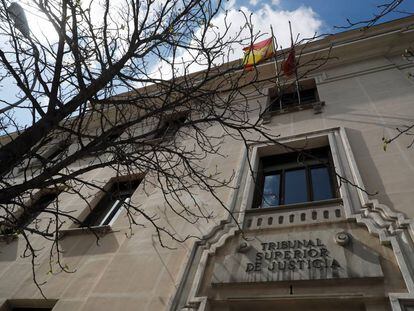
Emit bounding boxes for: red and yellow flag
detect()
[242,37,274,70]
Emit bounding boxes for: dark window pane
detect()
[154,116,187,139]
[299,88,317,104]
[83,196,125,227]
[46,142,69,161]
[82,179,140,227]
[261,174,280,207]
[284,169,307,204]
[311,166,333,201]
[12,308,53,311]
[270,87,317,110]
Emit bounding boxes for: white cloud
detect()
[148,3,323,80]
[249,4,322,48]
[9,0,322,86]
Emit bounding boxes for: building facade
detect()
[1,16,414,311]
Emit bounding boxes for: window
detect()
[105,130,123,143]
[44,140,70,162]
[2,299,57,310]
[153,115,187,139]
[21,139,71,170]
[1,191,60,235]
[268,79,320,112]
[95,129,123,148]
[254,147,336,208]
[81,179,141,227]
[12,308,53,311]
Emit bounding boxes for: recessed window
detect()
[268,79,320,112]
[12,308,53,311]
[22,139,71,170]
[81,179,141,227]
[45,140,70,162]
[1,191,60,235]
[154,115,187,139]
[106,131,123,142]
[3,299,57,310]
[95,130,123,148]
[254,147,336,208]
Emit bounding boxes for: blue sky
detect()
[241,0,413,33]
[1,0,412,129]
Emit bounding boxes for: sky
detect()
[240,0,413,34]
[21,0,414,42]
[1,0,412,128]
[21,0,414,53]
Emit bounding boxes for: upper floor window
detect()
[268,79,321,112]
[3,299,57,310]
[81,178,141,227]
[104,130,123,143]
[94,129,123,149]
[20,138,71,170]
[154,114,187,140]
[11,307,53,311]
[1,190,60,235]
[44,140,71,162]
[254,147,337,208]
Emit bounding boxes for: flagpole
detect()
[288,21,301,106]
[270,25,282,111]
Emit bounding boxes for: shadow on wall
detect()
[59,232,120,257]
[345,128,395,212]
[151,234,181,287]
[0,238,19,262]
[345,235,380,265]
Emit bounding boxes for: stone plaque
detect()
[212,230,383,284]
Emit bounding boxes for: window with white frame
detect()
[253,147,337,208]
[81,179,141,227]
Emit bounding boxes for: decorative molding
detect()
[168,147,248,311]
[337,127,414,303]
[354,200,412,245]
[244,200,345,230]
[172,127,414,311]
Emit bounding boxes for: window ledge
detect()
[58,225,117,239]
[247,198,343,214]
[244,198,344,230]
[263,101,325,121]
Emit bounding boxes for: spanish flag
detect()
[243,37,274,70]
